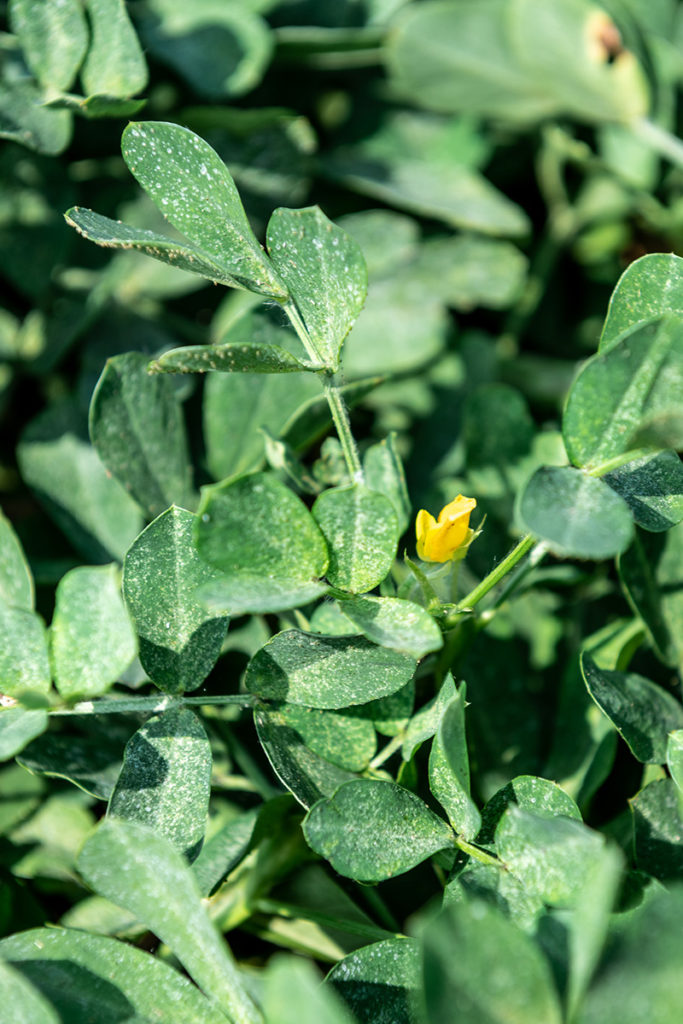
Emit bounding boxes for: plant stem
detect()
[454,837,502,868]
[283,299,364,483]
[632,118,683,170]
[586,447,655,477]
[49,694,258,716]
[443,534,536,623]
[368,733,404,770]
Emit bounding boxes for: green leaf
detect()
[123,507,229,694]
[17,401,143,564]
[478,774,581,844]
[51,565,137,699]
[264,955,355,1024]
[246,629,416,709]
[0,927,228,1024]
[266,206,367,371]
[108,706,212,861]
[599,253,683,352]
[618,530,679,666]
[65,206,253,287]
[415,234,528,310]
[421,898,562,1024]
[281,377,383,453]
[580,885,683,1024]
[89,351,195,520]
[402,674,456,761]
[631,778,683,881]
[336,594,443,659]
[327,938,421,1024]
[81,0,148,99]
[581,652,683,763]
[18,727,124,799]
[194,473,328,615]
[138,0,273,100]
[604,450,683,532]
[303,779,454,882]
[151,342,323,375]
[518,466,634,559]
[255,706,356,810]
[77,819,263,1023]
[192,806,260,897]
[449,858,544,933]
[495,806,607,907]
[0,509,33,610]
[0,72,72,155]
[121,121,286,299]
[428,685,481,840]
[667,730,683,809]
[363,433,411,535]
[563,316,683,469]
[312,485,398,593]
[0,958,60,1024]
[0,606,51,699]
[9,0,87,92]
[464,383,535,472]
[272,704,376,773]
[655,523,683,674]
[0,708,48,761]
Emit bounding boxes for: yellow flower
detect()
[415,494,477,563]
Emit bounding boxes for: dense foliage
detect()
[1,1,683,1022]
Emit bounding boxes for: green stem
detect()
[368,733,404,770]
[444,534,536,623]
[49,694,258,716]
[455,837,502,868]
[284,300,364,483]
[632,117,683,171]
[586,447,655,477]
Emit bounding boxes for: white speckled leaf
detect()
[327,937,421,1024]
[77,819,261,1023]
[81,0,148,98]
[122,121,287,299]
[429,685,481,840]
[123,507,229,694]
[363,433,411,535]
[303,779,454,882]
[337,594,442,659]
[151,342,322,375]
[51,565,137,699]
[0,606,50,699]
[267,206,367,370]
[0,707,48,760]
[599,253,683,352]
[194,473,328,615]
[108,705,212,861]
[0,508,33,610]
[246,629,416,709]
[89,351,195,520]
[0,928,227,1024]
[313,485,399,594]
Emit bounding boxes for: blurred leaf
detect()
[77,819,262,1022]
[0,509,33,610]
[81,0,148,99]
[0,927,228,1024]
[108,706,212,861]
[0,606,50,699]
[0,66,72,154]
[303,779,454,882]
[581,652,683,763]
[337,594,443,659]
[0,708,48,761]
[518,466,634,559]
[267,206,367,371]
[631,778,683,881]
[495,806,607,907]
[194,473,328,615]
[123,507,229,694]
[17,401,143,563]
[599,252,683,352]
[0,958,59,1024]
[618,529,679,666]
[363,433,411,535]
[415,235,528,311]
[264,955,355,1024]
[246,629,416,709]
[580,884,683,1024]
[479,774,581,845]
[9,0,88,92]
[51,564,137,699]
[421,898,562,1024]
[563,316,683,469]
[138,0,273,100]
[428,685,481,840]
[89,352,195,520]
[313,485,398,593]
[604,450,683,532]
[326,938,421,1024]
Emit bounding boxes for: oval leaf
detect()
[303,779,454,882]
[518,466,634,559]
[600,253,683,352]
[151,342,322,375]
[0,508,33,610]
[0,606,51,699]
[313,485,399,593]
[327,938,421,1024]
[337,594,443,659]
[246,629,416,709]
